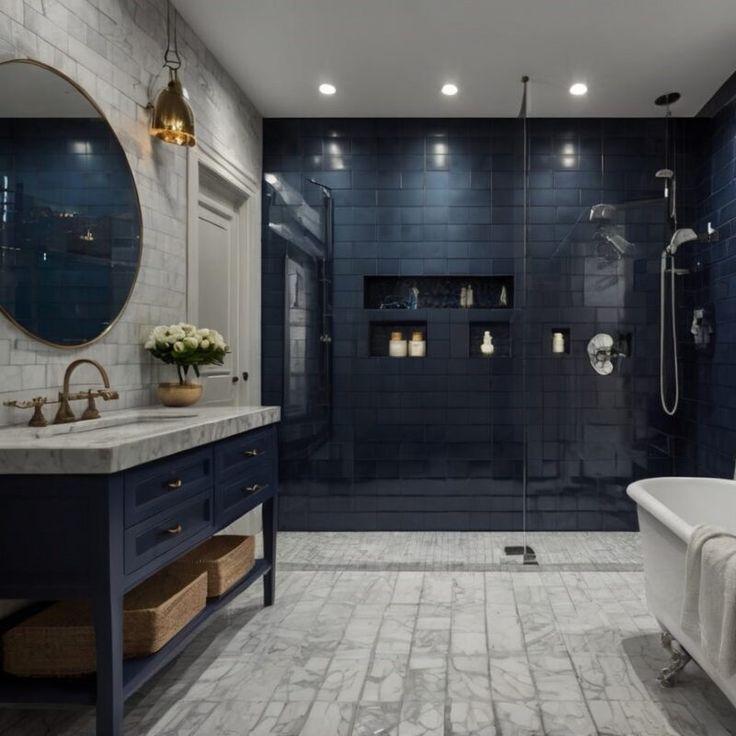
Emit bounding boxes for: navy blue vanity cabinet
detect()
[0,423,278,736]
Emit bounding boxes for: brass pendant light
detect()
[150,0,196,147]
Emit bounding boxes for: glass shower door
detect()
[524,197,671,533]
[263,175,332,462]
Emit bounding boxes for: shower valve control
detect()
[587,333,629,376]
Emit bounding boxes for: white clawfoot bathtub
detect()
[627,476,736,707]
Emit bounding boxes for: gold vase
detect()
[157,382,203,407]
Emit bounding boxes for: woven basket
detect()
[2,569,207,677]
[169,535,255,598]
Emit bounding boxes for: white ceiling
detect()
[174,0,736,118]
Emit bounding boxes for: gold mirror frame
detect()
[0,58,143,350]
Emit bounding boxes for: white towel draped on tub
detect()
[681,524,736,678]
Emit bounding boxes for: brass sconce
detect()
[150,0,196,147]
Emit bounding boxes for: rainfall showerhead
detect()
[589,203,617,221]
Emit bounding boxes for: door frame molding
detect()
[186,140,261,405]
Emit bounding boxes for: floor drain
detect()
[504,545,539,566]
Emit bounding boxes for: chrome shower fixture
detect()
[589,203,617,221]
[666,228,698,255]
[655,168,674,198]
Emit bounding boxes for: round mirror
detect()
[0,60,142,347]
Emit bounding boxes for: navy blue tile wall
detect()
[679,101,736,478]
[263,117,700,531]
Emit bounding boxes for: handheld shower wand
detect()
[660,228,699,416]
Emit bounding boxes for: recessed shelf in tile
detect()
[469,321,511,358]
[369,321,427,357]
[550,328,571,355]
[364,276,513,310]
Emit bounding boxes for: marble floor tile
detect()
[361,655,409,703]
[447,655,492,702]
[193,700,267,736]
[538,700,596,736]
[490,655,537,702]
[494,701,544,736]
[447,700,497,735]
[4,532,736,736]
[398,700,445,736]
[352,703,401,736]
[299,702,354,736]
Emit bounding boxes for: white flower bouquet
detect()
[144,323,230,384]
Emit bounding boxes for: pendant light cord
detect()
[163,0,181,71]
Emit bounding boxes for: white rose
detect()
[197,328,211,339]
[144,338,155,350]
[184,336,198,349]
[173,341,185,352]
[152,325,168,340]
[200,339,210,349]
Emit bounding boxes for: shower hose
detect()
[660,250,679,415]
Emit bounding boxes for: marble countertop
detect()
[0,405,280,475]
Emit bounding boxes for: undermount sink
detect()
[33,412,200,438]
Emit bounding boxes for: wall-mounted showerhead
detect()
[306,177,333,196]
[666,228,698,255]
[589,203,616,221]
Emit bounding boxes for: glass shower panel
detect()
[524,197,672,531]
[263,175,332,461]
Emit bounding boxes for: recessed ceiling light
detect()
[441,83,458,96]
[319,83,336,96]
[569,82,588,96]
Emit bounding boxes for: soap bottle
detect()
[466,284,474,308]
[408,286,419,310]
[459,286,467,308]
[389,331,407,357]
[480,331,494,356]
[408,330,426,357]
[552,331,566,354]
[499,285,508,307]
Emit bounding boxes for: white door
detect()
[196,190,238,405]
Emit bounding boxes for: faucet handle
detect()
[81,390,101,421]
[3,396,49,427]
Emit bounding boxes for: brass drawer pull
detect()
[242,448,264,458]
[243,483,267,495]
[165,524,183,535]
[165,478,183,490]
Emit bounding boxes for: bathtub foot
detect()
[658,632,692,688]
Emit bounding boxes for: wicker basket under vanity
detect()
[169,535,255,598]
[2,569,207,677]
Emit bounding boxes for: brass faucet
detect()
[53,359,119,424]
[4,359,120,427]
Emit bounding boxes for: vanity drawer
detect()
[124,490,214,575]
[124,447,213,527]
[216,466,276,528]
[214,427,276,482]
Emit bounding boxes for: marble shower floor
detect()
[1,532,735,736]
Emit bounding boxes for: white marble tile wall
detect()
[0,0,262,426]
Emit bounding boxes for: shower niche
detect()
[364,276,513,310]
[469,322,511,358]
[369,320,427,357]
